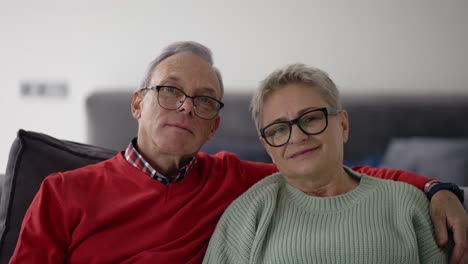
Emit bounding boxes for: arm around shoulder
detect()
[411,190,451,263]
[352,165,429,190]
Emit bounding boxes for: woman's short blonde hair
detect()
[250,63,342,131]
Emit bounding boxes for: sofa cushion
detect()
[380,137,468,186]
[0,129,116,263]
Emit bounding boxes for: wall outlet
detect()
[20,81,68,97]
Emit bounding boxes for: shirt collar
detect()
[124,138,196,186]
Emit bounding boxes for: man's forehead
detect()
[150,53,220,93]
[154,52,212,73]
[157,74,217,94]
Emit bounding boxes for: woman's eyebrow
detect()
[264,106,324,125]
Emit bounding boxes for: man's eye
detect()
[165,87,177,93]
[198,97,211,104]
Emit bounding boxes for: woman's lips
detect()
[288,146,320,159]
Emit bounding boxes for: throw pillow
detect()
[0,129,116,263]
[380,137,468,186]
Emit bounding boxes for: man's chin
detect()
[159,141,200,156]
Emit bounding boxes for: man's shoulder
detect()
[197,150,240,162]
[197,151,276,173]
[45,153,122,184]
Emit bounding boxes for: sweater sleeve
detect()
[202,201,252,264]
[9,173,73,263]
[352,165,429,190]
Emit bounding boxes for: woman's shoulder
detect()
[224,173,284,214]
[357,172,428,207]
[236,172,283,200]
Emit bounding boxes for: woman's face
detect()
[259,83,349,182]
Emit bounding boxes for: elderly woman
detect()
[203,64,450,264]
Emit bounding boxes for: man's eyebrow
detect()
[160,75,217,96]
[196,87,217,96]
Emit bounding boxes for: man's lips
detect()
[166,123,194,134]
[288,146,320,159]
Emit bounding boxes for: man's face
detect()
[132,52,221,159]
[259,83,349,182]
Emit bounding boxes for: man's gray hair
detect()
[139,41,224,100]
[250,63,342,131]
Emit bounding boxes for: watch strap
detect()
[424,179,440,193]
[426,182,465,204]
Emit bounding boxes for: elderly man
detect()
[10,41,468,264]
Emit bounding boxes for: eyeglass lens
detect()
[157,86,221,119]
[263,109,328,146]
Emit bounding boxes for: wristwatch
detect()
[426,182,465,204]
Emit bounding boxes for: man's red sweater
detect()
[10,151,427,264]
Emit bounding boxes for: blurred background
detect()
[0,0,467,173]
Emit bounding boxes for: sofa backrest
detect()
[342,94,468,162]
[86,90,468,163]
[86,90,270,162]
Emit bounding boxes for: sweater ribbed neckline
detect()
[283,167,377,213]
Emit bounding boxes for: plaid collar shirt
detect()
[124,138,196,186]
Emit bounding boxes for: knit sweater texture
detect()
[203,168,449,264]
[10,151,428,264]
[10,152,276,264]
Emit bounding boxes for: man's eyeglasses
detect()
[139,86,224,120]
[260,107,341,147]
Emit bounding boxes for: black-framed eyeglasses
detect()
[139,85,224,120]
[259,107,341,147]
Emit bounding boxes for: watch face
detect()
[449,183,460,191]
[446,183,464,201]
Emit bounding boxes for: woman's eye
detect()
[302,116,317,124]
[275,126,286,133]
[269,124,288,136]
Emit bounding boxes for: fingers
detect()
[429,190,468,263]
[432,208,449,246]
[449,224,467,264]
[453,250,468,264]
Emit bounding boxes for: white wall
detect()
[1,0,467,173]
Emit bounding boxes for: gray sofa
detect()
[87,90,468,184]
[0,90,468,263]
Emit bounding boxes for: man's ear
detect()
[207,115,221,140]
[131,91,143,120]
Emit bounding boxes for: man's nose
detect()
[177,97,195,115]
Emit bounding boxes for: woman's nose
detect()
[288,124,308,144]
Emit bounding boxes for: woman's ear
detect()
[340,110,350,143]
[259,136,275,163]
